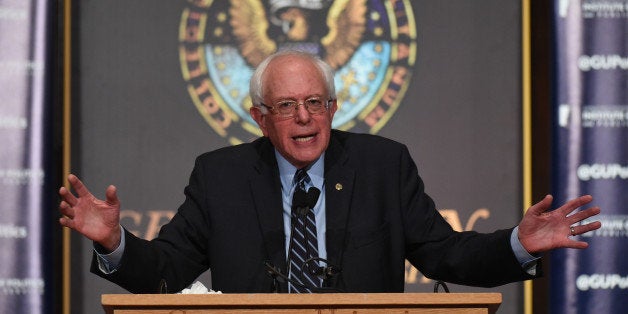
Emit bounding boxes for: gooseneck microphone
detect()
[264,260,344,293]
[292,187,310,216]
[280,185,343,292]
[306,187,320,212]
[303,257,342,279]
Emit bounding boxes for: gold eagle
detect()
[229,0,367,70]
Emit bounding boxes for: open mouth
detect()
[293,134,315,142]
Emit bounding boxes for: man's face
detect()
[250,55,337,169]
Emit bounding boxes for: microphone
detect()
[272,184,343,292]
[303,257,342,286]
[286,186,323,292]
[292,187,309,217]
[264,261,344,293]
[292,187,320,217]
[306,187,320,209]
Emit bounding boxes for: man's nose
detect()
[294,103,311,123]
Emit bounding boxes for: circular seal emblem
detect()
[179,0,417,144]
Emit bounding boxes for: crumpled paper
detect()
[178,281,222,294]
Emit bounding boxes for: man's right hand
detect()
[58,174,122,252]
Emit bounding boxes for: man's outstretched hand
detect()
[58,174,122,252]
[518,194,601,254]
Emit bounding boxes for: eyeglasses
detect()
[259,97,333,119]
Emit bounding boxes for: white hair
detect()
[249,50,336,113]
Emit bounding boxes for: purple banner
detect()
[551,1,628,313]
[0,0,53,313]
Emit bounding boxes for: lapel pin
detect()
[335,183,343,191]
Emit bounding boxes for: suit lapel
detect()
[249,139,286,276]
[324,133,355,267]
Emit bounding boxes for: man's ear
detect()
[250,106,268,136]
[328,99,338,119]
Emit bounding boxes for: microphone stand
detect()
[264,261,345,293]
[280,186,345,293]
[265,262,280,293]
[433,280,450,293]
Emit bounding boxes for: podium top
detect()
[102,292,501,314]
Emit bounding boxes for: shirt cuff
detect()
[94,226,126,274]
[510,226,541,276]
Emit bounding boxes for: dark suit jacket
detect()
[92,130,537,293]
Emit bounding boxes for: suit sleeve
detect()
[399,145,538,287]
[90,155,212,293]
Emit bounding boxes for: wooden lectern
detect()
[102,292,501,313]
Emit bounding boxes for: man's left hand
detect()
[518,194,601,254]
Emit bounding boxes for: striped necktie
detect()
[288,168,320,292]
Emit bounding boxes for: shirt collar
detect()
[275,150,325,192]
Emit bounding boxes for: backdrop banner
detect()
[551,1,628,313]
[0,0,53,313]
[72,1,526,313]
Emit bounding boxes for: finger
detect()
[565,240,589,250]
[526,194,553,216]
[105,185,119,206]
[59,216,75,230]
[557,195,593,216]
[568,206,601,224]
[68,174,93,198]
[58,201,75,219]
[572,220,602,235]
[59,186,78,207]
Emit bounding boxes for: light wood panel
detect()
[102,293,501,314]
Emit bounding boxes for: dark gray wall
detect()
[71,1,524,313]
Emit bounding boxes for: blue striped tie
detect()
[288,169,320,293]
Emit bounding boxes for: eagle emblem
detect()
[229,0,367,70]
[179,0,417,144]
